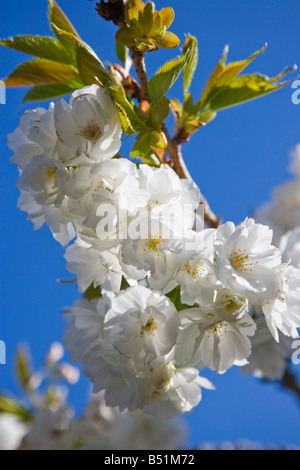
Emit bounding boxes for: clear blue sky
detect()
[1,0,300,447]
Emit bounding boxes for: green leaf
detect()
[0,395,31,422]
[23,79,83,102]
[166,286,190,311]
[199,44,267,108]
[50,24,77,62]
[183,35,198,95]
[16,346,32,391]
[115,39,128,67]
[131,132,152,159]
[148,54,187,104]
[75,39,112,87]
[131,132,161,165]
[109,69,148,134]
[209,67,297,112]
[4,58,80,87]
[48,0,79,38]
[0,35,74,64]
[150,97,170,124]
[83,284,102,301]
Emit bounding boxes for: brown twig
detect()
[128,47,151,103]
[163,125,221,229]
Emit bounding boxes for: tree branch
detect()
[128,47,151,103]
[163,126,222,229]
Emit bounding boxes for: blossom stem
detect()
[129,47,151,103]
[163,125,221,229]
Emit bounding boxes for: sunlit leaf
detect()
[75,39,112,87]
[183,35,198,95]
[23,79,83,102]
[0,395,31,422]
[4,59,80,87]
[48,0,80,38]
[150,97,170,124]
[130,131,152,159]
[210,67,297,111]
[115,39,128,67]
[149,54,187,104]
[16,346,32,391]
[0,35,73,64]
[199,44,267,107]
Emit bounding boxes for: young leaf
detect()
[83,284,102,301]
[209,67,297,112]
[115,39,128,67]
[48,0,80,38]
[16,346,32,391]
[0,395,31,422]
[109,69,148,134]
[0,35,74,64]
[148,54,187,104]
[130,131,152,159]
[75,39,112,87]
[183,35,198,95]
[150,97,170,125]
[199,44,267,108]
[23,79,84,102]
[50,24,78,62]
[4,59,80,87]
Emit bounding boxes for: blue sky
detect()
[1,0,300,447]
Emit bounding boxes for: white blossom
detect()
[104,286,180,368]
[63,297,108,363]
[242,318,293,380]
[262,264,300,341]
[65,239,123,294]
[54,85,122,165]
[21,407,74,451]
[280,226,300,268]
[7,104,57,170]
[214,218,281,304]
[0,414,28,451]
[176,306,256,373]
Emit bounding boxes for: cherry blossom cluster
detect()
[9,85,300,417]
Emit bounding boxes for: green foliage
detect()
[130,131,161,165]
[149,55,187,104]
[48,0,79,38]
[0,0,296,148]
[0,35,74,64]
[4,59,80,88]
[83,284,102,301]
[115,40,129,67]
[16,346,33,392]
[23,80,83,102]
[166,286,189,312]
[183,35,198,96]
[209,67,297,111]
[0,395,31,422]
[197,44,296,113]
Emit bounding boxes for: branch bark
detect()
[128,47,151,103]
[163,126,221,229]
